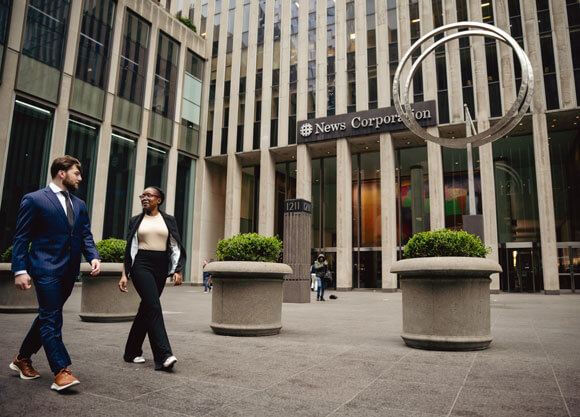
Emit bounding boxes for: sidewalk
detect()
[1,287,578,417]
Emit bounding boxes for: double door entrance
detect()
[498,243,542,292]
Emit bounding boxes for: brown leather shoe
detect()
[50,368,80,391]
[9,356,40,380]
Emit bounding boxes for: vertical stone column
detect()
[242,0,259,152]
[0,0,26,198]
[296,144,312,201]
[277,0,291,147]
[315,0,327,118]
[410,165,425,235]
[533,114,559,293]
[354,0,368,110]
[258,150,275,237]
[444,0,463,123]
[375,0,390,107]
[283,199,312,303]
[224,153,242,238]
[380,133,398,291]
[334,0,347,113]
[336,138,352,290]
[427,130,445,231]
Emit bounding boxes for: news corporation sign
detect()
[297,100,436,144]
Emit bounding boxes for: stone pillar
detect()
[296,144,312,200]
[533,113,559,294]
[224,153,242,238]
[380,133,398,291]
[410,165,425,235]
[427,129,445,231]
[336,138,352,290]
[283,199,312,303]
[258,150,275,237]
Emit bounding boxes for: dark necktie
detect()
[61,191,74,227]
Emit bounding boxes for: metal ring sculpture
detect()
[393,22,534,149]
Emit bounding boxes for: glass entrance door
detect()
[499,244,543,292]
[557,243,580,292]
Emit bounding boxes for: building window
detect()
[174,153,196,281]
[312,157,337,249]
[566,0,580,105]
[456,0,475,117]
[103,133,136,239]
[0,100,53,252]
[152,32,180,120]
[75,0,115,89]
[387,0,398,107]
[180,50,203,155]
[65,118,98,213]
[274,161,297,240]
[409,0,423,103]
[145,145,168,190]
[22,0,70,69]
[536,0,559,110]
[442,147,482,230]
[241,166,259,233]
[117,10,150,105]
[0,0,13,81]
[346,0,356,112]
[493,134,540,243]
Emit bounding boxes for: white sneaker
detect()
[132,356,145,363]
[162,355,177,369]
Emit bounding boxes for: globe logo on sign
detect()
[300,123,313,137]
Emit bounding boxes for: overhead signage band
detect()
[296,100,436,144]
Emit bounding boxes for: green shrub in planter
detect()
[1,246,12,263]
[96,238,126,263]
[216,233,282,263]
[403,229,490,259]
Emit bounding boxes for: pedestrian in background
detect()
[203,259,211,293]
[314,254,328,301]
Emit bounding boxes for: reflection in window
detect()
[117,10,150,105]
[352,152,381,248]
[274,162,297,240]
[0,100,53,252]
[493,135,540,243]
[22,0,70,69]
[153,33,180,119]
[241,166,259,233]
[396,146,430,247]
[174,154,196,281]
[180,50,203,155]
[75,0,115,89]
[103,133,136,239]
[312,157,337,249]
[65,119,98,213]
[549,127,580,241]
[442,147,482,230]
[145,145,168,190]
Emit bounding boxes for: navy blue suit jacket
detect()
[11,186,100,278]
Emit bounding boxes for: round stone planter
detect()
[391,257,502,351]
[0,264,38,313]
[79,263,140,322]
[205,261,293,336]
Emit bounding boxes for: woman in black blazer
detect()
[118,186,186,371]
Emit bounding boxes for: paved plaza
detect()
[0,287,579,417]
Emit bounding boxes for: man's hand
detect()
[119,275,128,292]
[90,259,101,276]
[15,274,32,290]
[172,271,183,286]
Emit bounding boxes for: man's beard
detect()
[63,177,79,191]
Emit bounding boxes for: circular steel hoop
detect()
[392,22,534,149]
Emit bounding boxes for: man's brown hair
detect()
[50,155,82,178]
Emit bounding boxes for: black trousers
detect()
[124,250,172,369]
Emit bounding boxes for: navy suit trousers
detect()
[19,274,76,373]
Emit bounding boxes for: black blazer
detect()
[123,210,187,277]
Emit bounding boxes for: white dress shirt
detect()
[14,183,73,277]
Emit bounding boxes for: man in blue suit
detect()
[9,156,101,391]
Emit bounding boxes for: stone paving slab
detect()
[0,288,578,417]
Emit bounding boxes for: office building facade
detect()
[0,0,578,293]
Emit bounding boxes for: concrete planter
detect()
[0,264,38,313]
[205,261,293,336]
[79,263,140,322]
[391,257,502,351]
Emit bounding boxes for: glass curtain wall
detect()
[327,1,335,116]
[549,125,580,291]
[352,152,381,288]
[65,119,98,212]
[0,100,53,252]
[174,154,196,282]
[145,145,168,190]
[456,0,475,117]
[409,0,423,103]
[346,0,355,113]
[118,10,150,105]
[367,0,377,110]
[0,0,12,81]
[442,147,481,230]
[312,157,337,250]
[396,146,430,249]
[152,32,179,122]
[103,132,136,239]
[307,0,316,120]
[567,0,580,104]
[274,161,297,240]
[493,134,542,292]
[240,166,259,233]
[288,2,298,144]
[387,0,398,107]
